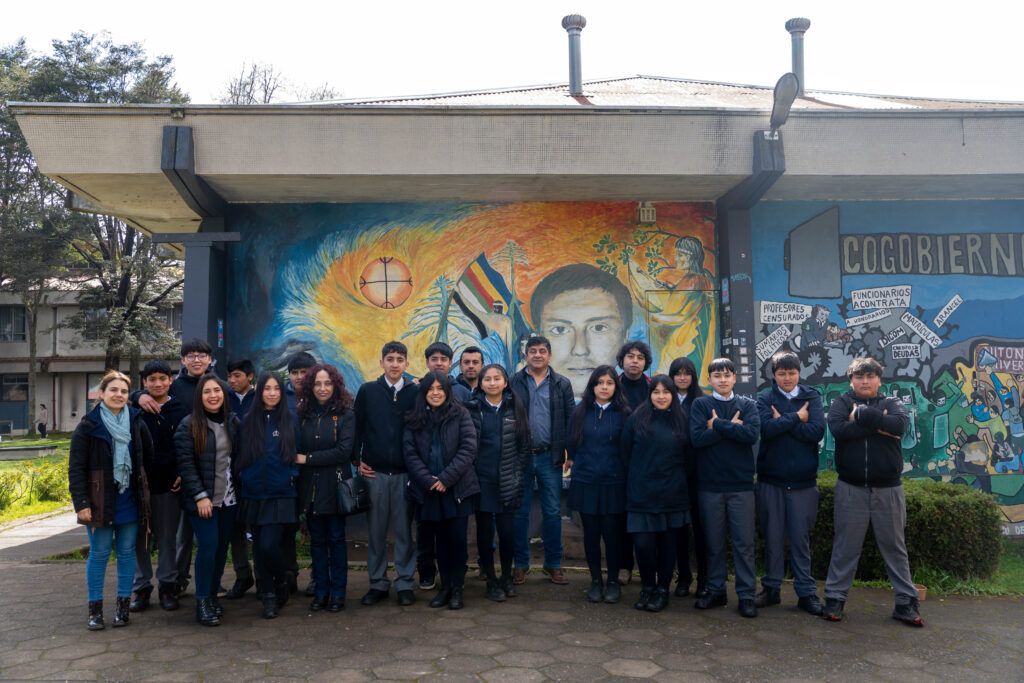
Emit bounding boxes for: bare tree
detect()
[220,61,340,103]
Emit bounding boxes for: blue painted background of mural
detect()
[751,200,1024,534]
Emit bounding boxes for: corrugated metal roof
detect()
[320,75,1024,110]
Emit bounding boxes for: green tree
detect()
[2,32,189,376]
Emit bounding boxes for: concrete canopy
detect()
[11,100,1024,241]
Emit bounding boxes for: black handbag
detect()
[337,469,371,516]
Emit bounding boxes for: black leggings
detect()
[252,523,286,595]
[475,511,514,575]
[580,513,624,582]
[421,516,469,577]
[676,472,707,588]
[633,530,676,590]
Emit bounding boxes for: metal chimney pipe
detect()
[562,14,587,96]
[785,17,811,96]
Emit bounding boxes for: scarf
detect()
[99,403,132,494]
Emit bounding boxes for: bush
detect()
[808,471,1003,580]
[31,462,70,502]
[0,471,27,510]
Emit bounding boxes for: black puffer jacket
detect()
[509,367,575,467]
[174,413,241,515]
[298,407,356,516]
[827,390,909,488]
[403,406,480,504]
[620,408,690,514]
[465,393,530,509]
[68,404,152,541]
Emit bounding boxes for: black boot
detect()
[275,580,290,609]
[429,574,452,608]
[158,582,180,611]
[646,587,669,612]
[224,569,254,600]
[448,569,465,610]
[484,568,505,602]
[499,565,517,598]
[129,586,152,613]
[196,598,221,626]
[87,601,104,631]
[261,593,278,619]
[210,595,224,618]
[634,586,654,611]
[112,596,130,627]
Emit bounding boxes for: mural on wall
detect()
[227,202,717,401]
[751,201,1024,535]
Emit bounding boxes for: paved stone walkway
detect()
[0,514,1021,681]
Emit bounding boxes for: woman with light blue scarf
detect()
[69,370,153,631]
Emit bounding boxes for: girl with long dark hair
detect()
[668,356,708,599]
[566,365,630,604]
[236,372,299,619]
[69,370,152,631]
[175,373,240,626]
[620,374,691,612]
[464,364,530,601]
[403,371,479,610]
[295,364,355,613]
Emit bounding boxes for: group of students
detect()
[69,334,924,631]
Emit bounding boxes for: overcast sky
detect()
[4,0,1023,104]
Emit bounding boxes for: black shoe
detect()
[275,582,290,609]
[893,598,924,627]
[87,600,104,631]
[196,598,221,626]
[210,596,224,618]
[176,576,190,597]
[361,589,389,606]
[129,587,151,613]
[224,573,254,600]
[674,581,691,598]
[397,590,416,606]
[327,596,345,612]
[823,598,845,621]
[158,583,180,611]
[499,574,517,599]
[310,595,328,611]
[604,580,621,604]
[738,599,758,618]
[634,586,653,611]
[586,579,604,603]
[448,582,464,610]
[261,593,278,619]
[112,596,130,627]
[646,587,669,612]
[754,586,781,608]
[798,594,824,616]
[695,582,709,600]
[418,575,436,590]
[694,593,727,609]
[305,580,316,597]
[430,585,452,608]
[485,577,506,602]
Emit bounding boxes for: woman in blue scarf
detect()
[69,370,153,631]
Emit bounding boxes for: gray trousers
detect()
[699,490,757,600]
[824,480,919,605]
[365,472,416,592]
[756,482,819,597]
[133,492,181,591]
[175,511,193,586]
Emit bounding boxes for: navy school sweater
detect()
[353,375,418,473]
[756,383,825,489]
[567,403,626,485]
[689,394,760,492]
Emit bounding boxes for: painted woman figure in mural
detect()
[295,364,355,613]
[620,375,691,613]
[566,366,630,604]
[236,373,300,620]
[669,356,708,599]
[530,264,632,400]
[403,371,480,610]
[175,373,240,627]
[69,370,153,631]
[464,364,531,601]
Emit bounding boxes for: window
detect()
[82,308,107,341]
[0,306,26,342]
[160,304,183,333]
[0,374,28,401]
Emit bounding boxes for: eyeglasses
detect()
[184,353,210,361]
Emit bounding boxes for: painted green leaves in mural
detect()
[403,275,478,349]
[593,230,671,278]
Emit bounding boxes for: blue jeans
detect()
[86,522,138,602]
[514,453,563,568]
[190,505,237,600]
[308,513,348,598]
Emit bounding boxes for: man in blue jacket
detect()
[755,351,826,615]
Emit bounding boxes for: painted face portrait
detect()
[531,264,632,400]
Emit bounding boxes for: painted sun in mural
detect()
[358,256,413,309]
